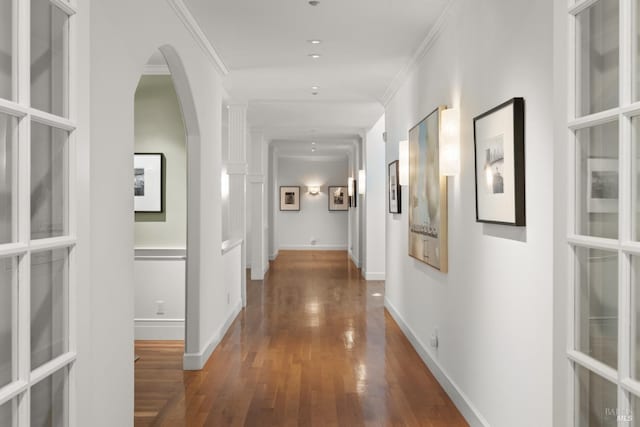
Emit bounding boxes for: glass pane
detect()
[31,0,68,117]
[576,0,619,117]
[0,0,11,100]
[576,364,617,426]
[31,248,68,370]
[31,367,68,427]
[633,257,640,380]
[0,399,14,427]
[575,247,618,368]
[0,257,15,389]
[636,0,640,101]
[0,114,16,244]
[31,122,68,240]
[631,394,640,426]
[576,121,619,239]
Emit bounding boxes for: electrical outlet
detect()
[156,300,165,315]
[430,328,439,349]
[310,237,317,245]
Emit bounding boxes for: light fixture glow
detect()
[440,108,461,176]
[311,86,319,90]
[308,185,320,195]
[308,40,322,44]
[308,53,321,59]
[358,170,366,195]
[348,177,354,197]
[398,140,409,186]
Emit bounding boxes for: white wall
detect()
[276,156,349,250]
[134,75,187,248]
[384,0,553,426]
[363,114,386,280]
[84,0,240,424]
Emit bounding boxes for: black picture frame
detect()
[280,186,301,211]
[134,153,165,213]
[328,186,348,211]
[388,160,401,214]
[473,97,526,226]
[349,179,358,208]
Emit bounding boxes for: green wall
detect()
[134,75,186,248]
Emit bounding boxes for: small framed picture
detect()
[349,179,357,208]
[473,98,526,226]
[134,153,164,213]
[280,186,301,211]
[388,160,401,214]
[328,186,348,211]
[587,158,618,213]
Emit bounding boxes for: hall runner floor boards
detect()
[134,250,468,426]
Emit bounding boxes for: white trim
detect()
[0,380,27,407]
[248,174,264,184]
[29,352,76,386]
[221,238,243,255]
[165,0,229,76]
[29,109,76,132]
[225,161,247,175]
[134,248,187,260]
[134,319,185,340]
[567,108,619,130]
[0,243,27,258]
[183,301,241,370]
[142,64,171,76]
[567,350,618,384]
[49,0,77,16]
[568,0,600,16]
[381,0,456,106]
[349,249,360,268]
[276,154,349,162]
[0,99,27,118]
[363,272,385,281]
[278,244,348,251]
[384,298,490,427]
[29,236,76,252]
[269,251,278,261]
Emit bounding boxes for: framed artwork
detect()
[349,179,357,208]
[134,153,164,213]
[328,186,348,211]
[473,97,526,226]
[388,160,401,214]
[408,107,448,272]
[280,186,300,211]
[587,158,618,213]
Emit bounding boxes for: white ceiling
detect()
[185,0,448,151]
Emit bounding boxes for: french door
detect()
[0,0,78,425]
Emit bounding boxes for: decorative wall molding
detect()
[384,298,489,427]
[349,250,360,268]
[381,0,457,107]
[135,318,184,340]
[364,272,385,281]
[279,245,348,251]
[165,0,229,76]
[183,301,242,370]
[225,162,248,175]
[134,248,187,260]
[248,174,265,184]
[143,64,171,76]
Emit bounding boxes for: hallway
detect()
[134,251,466,426]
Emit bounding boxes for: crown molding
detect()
[166,0,229,76]
[143,64,171,75]
[381,0,456,107]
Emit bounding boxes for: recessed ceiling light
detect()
[309,0,320,6]
[308,40,322,45]
[308,53,321,59]
[372,293,382,297]
[312,142,316,145]
[311,86,319,90]
[312,147,316,152]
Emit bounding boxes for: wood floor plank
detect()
[135,250,467,426]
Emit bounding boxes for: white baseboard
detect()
[364,272,385,280]
[384,298,489,427]
[278,244,347,251]
[183,301,242,370]
[349,250,360,268]
[269,251,278,261]
[134,318,184,340]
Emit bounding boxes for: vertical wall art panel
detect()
[408,107,448,272]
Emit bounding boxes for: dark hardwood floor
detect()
[134,250,467,426]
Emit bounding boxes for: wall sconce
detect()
[398,140,409,186]
[440,108,460,176]
[348,177,354,197]
[308,185,320,195]
[358,170,366,195]
[221,169,229,199]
